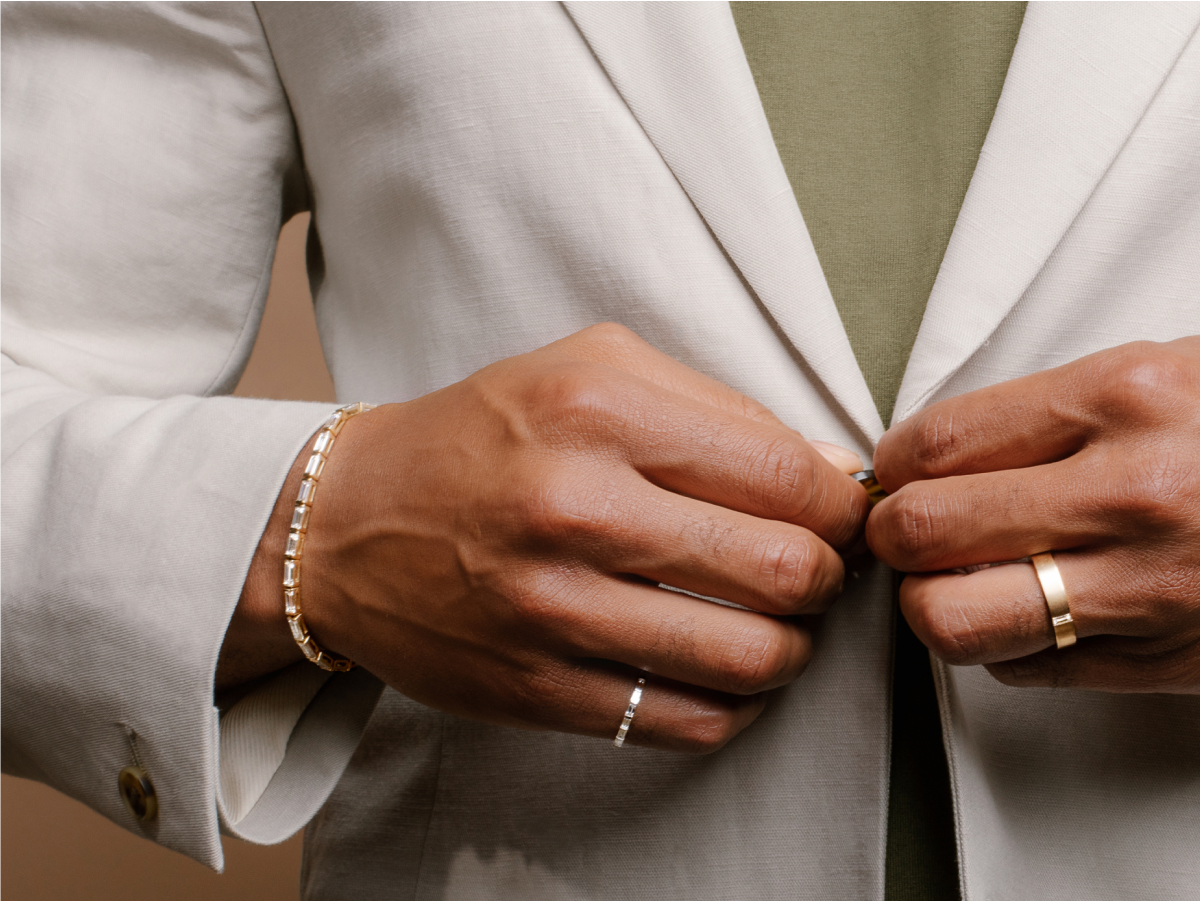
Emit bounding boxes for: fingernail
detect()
[810,440,863,474]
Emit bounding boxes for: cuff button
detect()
[118,765,158,822]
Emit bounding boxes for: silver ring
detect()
[613,676,647,748]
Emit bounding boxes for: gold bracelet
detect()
[283,402,375,672]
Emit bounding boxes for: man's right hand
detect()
[223,324,870,753]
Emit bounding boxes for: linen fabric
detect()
[3,3,1199,900]
[732,1,1027,425]
[1,0,381,864]
[288,3,1200,897]
[731,5,1026,898]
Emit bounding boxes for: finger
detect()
[375,626,771,753]
[530,460,846,614]
[511,658,769,754]
[556,323,864,473]
[899,548,1191,668]
[874,352,1101,491]
[985,638,1200,694]
[533,573,814,696]
[810,440,865,474]
[619,676,769,752]
[547,370,869,548]
[594,479,847,615]
[866,454,1118,572]
[875,373,1088,491]
[874,340,1199,491]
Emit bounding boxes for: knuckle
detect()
[1089,452,1197,534]
[734,394,780,427]
[1118,641,1197,691]
[715,626,796,693]
[880,486,948,568]
[749,438,821,520]
[1102,343,1192,416]
[502,568,585,640]
[563,323,646,369]
[508,663,573,721]
[505,580,564,631]
[676,705,742,754]
[754,535,837,612]
[532,364,624,427]
[903,583,991,666]
[908,409,969,477]
[926,609,988,666]
[522,476,611,547]
[748,441,863,544]
[1141,563,1196,611]
[579,321,640,349]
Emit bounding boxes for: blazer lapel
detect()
[563,1,884,444]
[895,2,1200,424]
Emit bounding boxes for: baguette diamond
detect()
[613,676,647,748]
[297,478,318,506]
[285,530,305,559]
[291,503,311,533]
[283,403,375,673]
[304,453,326,479]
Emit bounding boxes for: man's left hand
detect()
[867,337,1200,693]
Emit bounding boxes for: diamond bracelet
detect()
[283,402,375,672]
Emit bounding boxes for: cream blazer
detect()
[3,3,1198,900]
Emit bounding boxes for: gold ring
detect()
[1031,552,1077,649]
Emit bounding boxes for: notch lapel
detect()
[895,2,1200,424]
[563,1,883,444]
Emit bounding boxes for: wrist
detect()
[282,403,375,671]
[216,432,313,693]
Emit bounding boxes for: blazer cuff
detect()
[1,363,359,870]
[217,663,384,844]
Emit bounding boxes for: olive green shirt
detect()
[730,3,1027,899]
[733,1,1025,426]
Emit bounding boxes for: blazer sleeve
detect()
[1,1,382,869]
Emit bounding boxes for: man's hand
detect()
[223,324,870,752]
[868,338,1200,693]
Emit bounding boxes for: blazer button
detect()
[118,765,158,822]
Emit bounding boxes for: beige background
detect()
[2,213,333,899]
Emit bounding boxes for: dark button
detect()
[851,469,888,505]
[118,765,158,822]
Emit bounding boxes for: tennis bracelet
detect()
[283,402,375,672]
